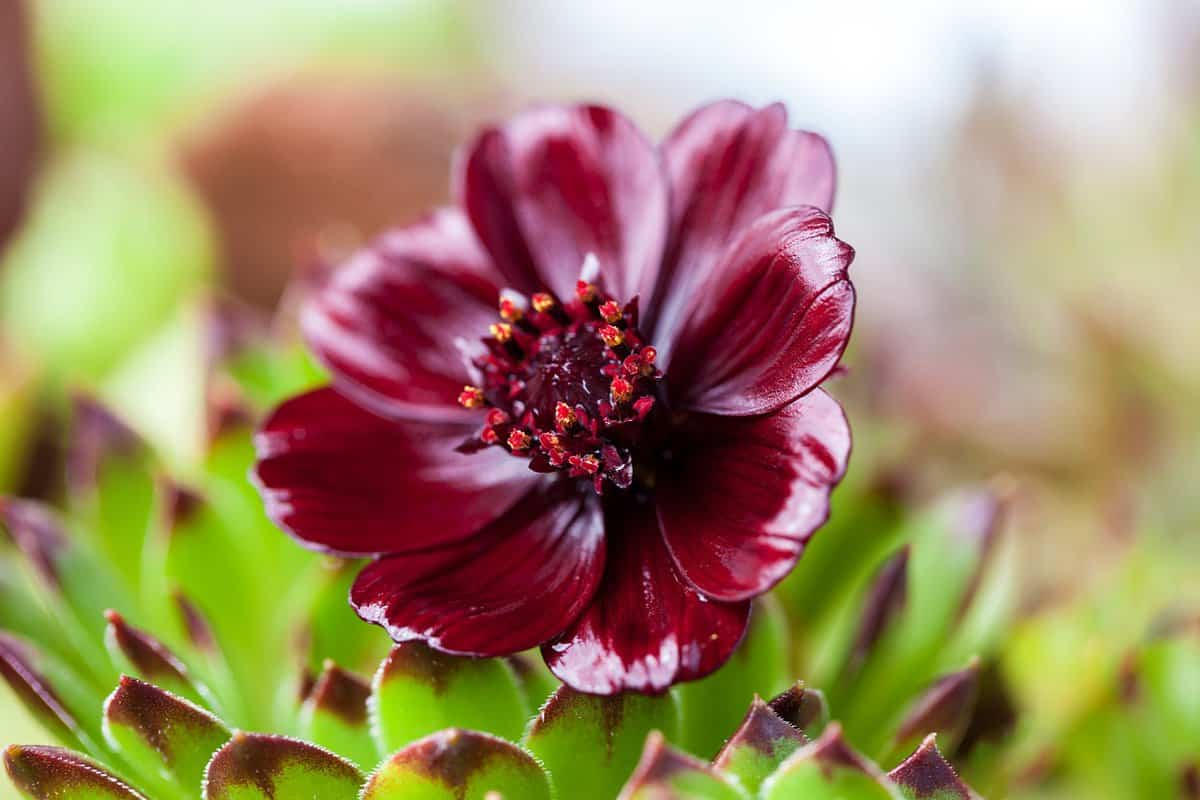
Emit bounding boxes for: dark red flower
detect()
[254,101,854,694]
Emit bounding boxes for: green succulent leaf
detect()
[524,685,681,800]
[361,728,551,800]
[303,560,389,676]
[369,643,528,754]
[760,724,902,800]
[617,732,748,800]
[3,745,147,800]
[676,597,789,759]
[712,697,806,794]
[298,660,377,770]
[202,733,362,800]
[103,610,215,711]
[102,676,230,798]
[886,735,973,800]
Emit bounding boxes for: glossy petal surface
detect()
[543,499,750,694]
[458,104,668,300]
[302,208,502,421]
[664,207,854,416]
[658,390,850,601]
[254,387,534,556]
[351,483,604,655]
[651,100,835,343]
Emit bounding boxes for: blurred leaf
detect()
[0,154,211,382]
[369,643,527,755]
[676,597,789,759]
[524,685,680,800]
[0,634,103,757]
[202,733,361,800]
[887,659,981,764]
[298,661,377,771]
[361,729,551,800]
[617,732,747,800]
[3,745,146,800]
[712,697,806,795]
[303,560,389,677]
[102,676,230,799]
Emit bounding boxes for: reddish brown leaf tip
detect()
[852,547,909,664]
[887,735,973,799]
[895,659,981,750]
[173,592,219,653]
[377,642,467,694]
[204,732,362,799]
[618,732,725,799]
[375,728,538,790]
[0,498,67,589]
[104,676,228,763]
[161,482,205,532]
[4,745,147,799]
[714,696,807,768]
[0,633,78,742]
[768,682,828,733]
[793,723,885,780]
[66,394,146,493]
[1181,763,1200,800]
[306,661,370,725]
[104,610,193,686]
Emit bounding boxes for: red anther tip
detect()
[599,300,622,323]
[485,408,510,426]
[599,324,624,348]
[555,402,577,430]
[538,432,561,450]
[531,293,556,313]
[458,386,484,409]
[499,298,524,322]
[569,454,600,474]
[640,346,657,365]
[622,354,642,375]
[610,377,633,402]
[481,427,500,444]
[633,396,655,420]
[576,280,597,303]
[489,322,513,342]
[507,429,531,451]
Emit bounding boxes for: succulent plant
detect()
[0,318,1005,799]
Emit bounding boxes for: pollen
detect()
[599,300,622,323]
[499,298,524,322]
[481,427,500,444]
[610,376,633,403]
[555,402,577,430]
[599,325,624,348]
[486,408,510,426]
[507,429,531,451]
[532,293,556,313]
[489,322,513,342]
[457,385,484,409]
[576,280,597,303]
[568,454,600,475]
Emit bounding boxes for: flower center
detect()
[457,279,661,493]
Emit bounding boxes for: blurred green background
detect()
[1,1,1197,797]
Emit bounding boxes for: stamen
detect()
[486,408,510,426]
[640,346,657,366]
[568,454,600,475]
[576,280,598,304]
[458,386,484,409]
[531,293,556,313]
[507,429,531,452]
[498,292,526,322]
[555,402,577,431]
[598,324,624,349]
[481,427,500,444]
[610,376,633,403]
[489,322,513,343]
[599,300,622,323]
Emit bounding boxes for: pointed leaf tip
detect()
[762,724,899,799]
[104,609,212,709]
[894,659,981,754]
[887,735,973,799]
[299,661,376,770]
[617,732,746,800]
[525,685,680,800]
[362,728,551,800]
[713,696,806,793]
[4,745,148,799]
[0,499,67,589]
[203,732,363,800]
[767,681,828,736]
[103,676,230,794]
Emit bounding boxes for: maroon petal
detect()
[657,389,850,601]
[254,387,535,556]
[542,498,750,695]
[650,101,835,342]
[664,207,854,416]
[351,481,604,657]
[302,208,503,421]
[456,104,668,301]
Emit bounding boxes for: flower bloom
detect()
[254,101,854,694]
